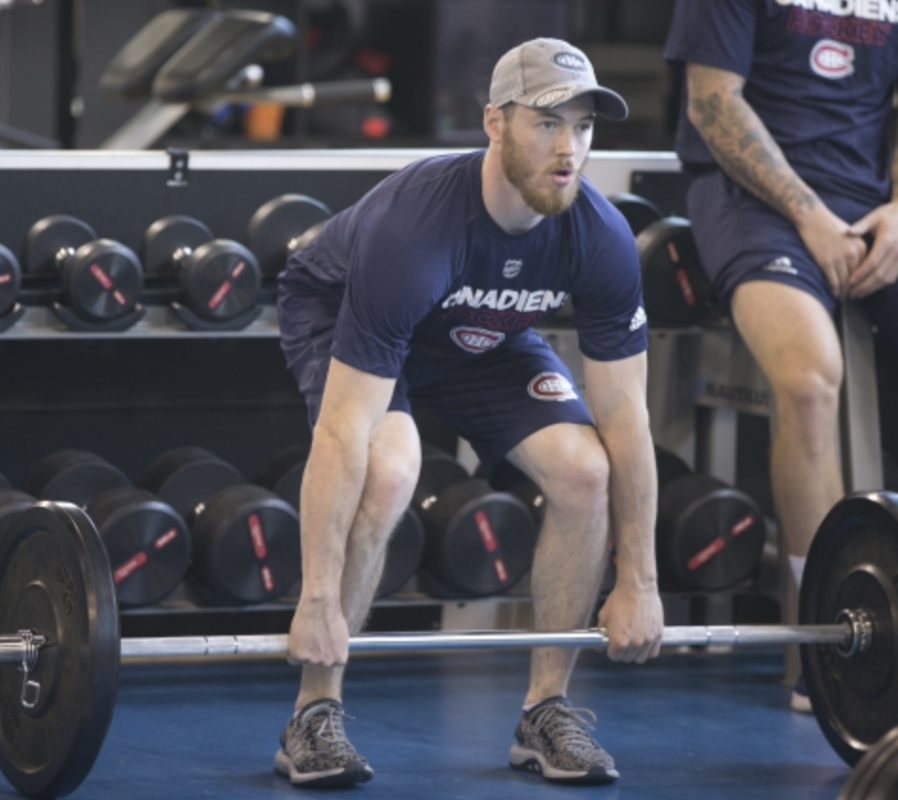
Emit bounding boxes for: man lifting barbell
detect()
[276,38,664,787]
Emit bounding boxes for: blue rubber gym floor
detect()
[0,647,848,800]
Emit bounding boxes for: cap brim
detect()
[519,85,629,121]
[590,87,628,121]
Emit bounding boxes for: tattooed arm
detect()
[686,63,867,298]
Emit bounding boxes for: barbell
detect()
[1,490,897,798]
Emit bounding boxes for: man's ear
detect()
[483,103,505,143]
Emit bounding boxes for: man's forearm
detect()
[687,65,821,228]
[598,418,658,588]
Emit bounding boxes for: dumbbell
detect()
[246,194,332,277]
[0,489,36,538]
[654,445,766,592]
[636,217,715,327]
[24,449,191,607]
[0,242,23,326]
[140,216,262,326]
[414,449,537,598]
[21,215,144,326]
[142,447,299,605]
[256,444,425,598]
[608,192,664,237]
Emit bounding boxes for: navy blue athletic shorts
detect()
[687,169,898,346]
[279,291,595,490]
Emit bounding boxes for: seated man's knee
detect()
[773,358,842,421]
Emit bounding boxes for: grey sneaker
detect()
[509,697,619,784]
[273,699,374,787]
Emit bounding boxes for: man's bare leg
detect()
[507,423,611,703]
[731,282,844,560]
[296,411,420,708]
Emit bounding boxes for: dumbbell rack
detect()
[0,148,690,637]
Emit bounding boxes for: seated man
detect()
[274,38,664,788]
[664,0,898,710]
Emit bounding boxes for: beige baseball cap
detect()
[489,38,628,120]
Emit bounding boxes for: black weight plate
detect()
[21,215,96,276]
[63,240,144,322]
[800,491,898,767]
[141,447,244,521]
[657,474,766,592]
[0,243,22,318]
[255,444,310,504]
[413,452,470,511]
[0,490,37,538]
[182,240,260,322]
[607,192,663,237]
[25,450,130,509]
[140,215,213,276]
[246,194,332,277]
[376,507,425,598]
[191,484,300,604]
[422,479,537,597]
[0,502,119,799]
[654,444,692,490]
[636,217,715,327]
[87,487,191,608]
[835,725,898,800]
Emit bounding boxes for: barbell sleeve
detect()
[219,78,391,108]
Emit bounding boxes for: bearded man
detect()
[274,38,664,789]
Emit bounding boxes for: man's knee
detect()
[771,360,842,421]
[537,436,610,519]
[359,443,420,531]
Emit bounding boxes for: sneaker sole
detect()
[273,748,374,787]
[509,744,619,784]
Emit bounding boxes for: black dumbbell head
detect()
[61,239,144,322]
[0,489,36,538]
[21,215,97,275]
[25,449,130,508]
[181,240,261,322]
[636,217,715,327]
[607,192,664,237]
[657,473,766,592]
[247,194,332,277]
[141,215,214,276]
[255,444,310,504]
[0,243,22,318]
[655,445,692,490]
[141,446,244,521]
[412,451,470,511]
[190,483,300,605]
[87,486,191,607]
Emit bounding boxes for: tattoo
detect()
[688,79,818,222]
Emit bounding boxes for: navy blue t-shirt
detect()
[663,0,898,207]
[278,151,647,386]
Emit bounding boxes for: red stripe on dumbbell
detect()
[665,241,680,265]
[248,514,268,559]
[231,260,246,279]
[208,280,232,309]
[113,290,127,306]
[0,274,10,284]
[675,269,696,306]
[474,511,498,552]
[493,558,508,583]
[260,565,274,593]
[687,536,726,571]
[731,514,756,537]
[113,551,148,584]
[153,528,179,550]
[90,263,113,290]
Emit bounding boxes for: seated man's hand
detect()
[597,584,664,664]
[847,201,898,298]
[287,597,349,667]
[797,204,868,299]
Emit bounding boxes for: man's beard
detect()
[501,127,583,216]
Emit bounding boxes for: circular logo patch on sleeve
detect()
[450,326,505,353]
[810,40,855,79]
[527,371,578,401]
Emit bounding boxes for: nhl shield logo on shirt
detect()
[503,259,522,278]
[810,40,855,79]
[450,327,505,353]
[527,372,578,402]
